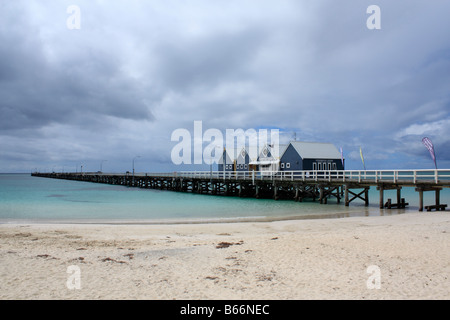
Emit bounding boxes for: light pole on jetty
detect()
[132,156,141,178]
[100,160,107,173]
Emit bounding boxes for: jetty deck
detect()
[32,169,450,212]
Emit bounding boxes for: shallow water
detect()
[0,174,448,224]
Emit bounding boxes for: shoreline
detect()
[1,211,449,299]
[0,206,413,226]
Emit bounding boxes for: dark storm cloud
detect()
[0,2,155,134]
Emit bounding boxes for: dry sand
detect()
[0,212,449,300]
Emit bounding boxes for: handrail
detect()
[48,169,450,185]
[174,169,450,184]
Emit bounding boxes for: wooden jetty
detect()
[31,169,450,212]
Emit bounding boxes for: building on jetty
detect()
[218,147,252,173]
[279,141,344,172]
[219,141,344,174]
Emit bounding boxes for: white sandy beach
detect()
[0,212,449,300]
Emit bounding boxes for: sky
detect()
[1,0,450,173]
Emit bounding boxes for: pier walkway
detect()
[32,169,450,212]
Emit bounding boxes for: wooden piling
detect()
[419,189,424,212]
[379,187,384,209]
[319,187,324,204]
[344,185,349,206]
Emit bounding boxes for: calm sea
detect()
[0,174,447,224]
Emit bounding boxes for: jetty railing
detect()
[105,169,450,186]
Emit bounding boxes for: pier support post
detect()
[319,187,324,204]
[419,189,424,212]
[336,186,341,204]
[273,183,278,200]
[344,185,349,206]
[365,188,369,207]
[379,187,384,209]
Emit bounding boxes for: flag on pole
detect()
[422,137,437,169]
[360,146,366,170]
[340,147,344,168]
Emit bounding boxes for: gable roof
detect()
[218,147,248,164]
[258,144,289,160]
[289,141,341,159]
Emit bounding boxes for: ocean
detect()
[0,174,448,224]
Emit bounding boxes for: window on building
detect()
[286,163,290,169]
[313,162,317,171]
[281,163,285,169]
[332,163,337,170]
[328,163,332,170]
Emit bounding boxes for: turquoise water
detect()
[0,174,448,224]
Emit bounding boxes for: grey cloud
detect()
[153,28,267,92]
[1,0,450,172]
[0,4,156,134]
